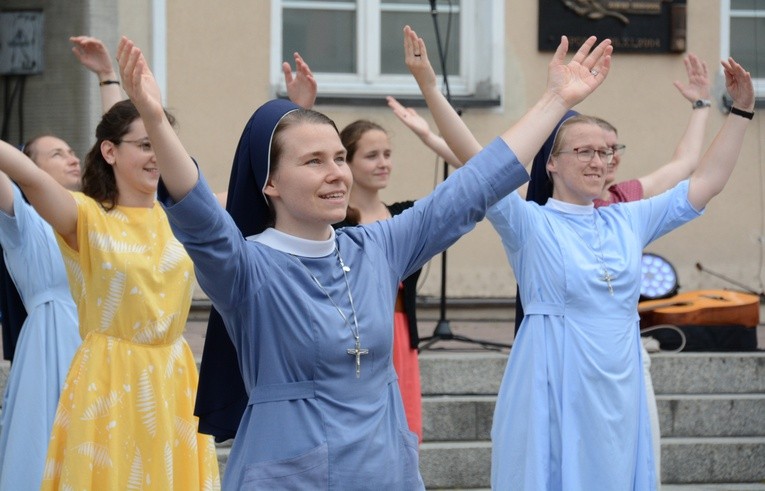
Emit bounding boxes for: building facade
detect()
[1,0,763,299]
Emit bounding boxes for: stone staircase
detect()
[1,333,762,489]
[416,350,765,490]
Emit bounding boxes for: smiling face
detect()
[27,136,82,191]
[347,128,392,192]
[547,122,610,205]
[264,121,352,239]
[100,118,159,206]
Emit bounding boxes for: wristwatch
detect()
[692,99,711,109]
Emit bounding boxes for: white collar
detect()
[546,198,594,215]
[246,227,336,257]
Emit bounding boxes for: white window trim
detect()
[270,0,503,102]
[152,0,168,106]
[721,0,765,97]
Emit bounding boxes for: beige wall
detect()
[165,1,765,298]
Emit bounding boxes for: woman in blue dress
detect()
[0,137,82,491]
[116,26,613,489]
[486,62,754,490]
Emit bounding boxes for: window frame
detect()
[270,0,503,105]
[721,0,765,100]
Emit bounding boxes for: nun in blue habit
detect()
[481,99,760,488]
[159,98,530,489]
[511,109,578,334]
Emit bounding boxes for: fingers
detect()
[386,95,404,113]
[117,37,141,94]
[282,62,294,84]
[403,25,426,62]
[550,35,570,69]
[722,57,755,109]
[386,96,412,119]
[685,53,709,83]
[557,36,612,79]
[583,38,612,77]
[571,35,597,65]
[294,52,310,73]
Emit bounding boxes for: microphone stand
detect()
[695,262,765,299]
[418,1,510,351]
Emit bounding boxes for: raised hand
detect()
[403,26,438,93]
[546,35,612,107]
[722,57,754,111]
[673,53,710,103]
[387,96,431,140]
[283,52,317,109]
[70,36,115,79]
[116,37,164,121]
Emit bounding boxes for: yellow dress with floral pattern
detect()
[41,193,220,490]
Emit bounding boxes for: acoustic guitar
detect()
[638,289,760,329]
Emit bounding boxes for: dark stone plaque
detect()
[538,0,687,53]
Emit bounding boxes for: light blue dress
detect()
[0,185,80,490]
[161,138,528,490]
[487,180,701,490]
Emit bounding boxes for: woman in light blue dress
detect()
[116,27,613,489]
[0,137,81,491]
[487,61,754,490]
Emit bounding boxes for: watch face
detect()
[694,100,710,108]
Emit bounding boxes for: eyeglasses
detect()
[611,144,626,156]
[118,138,153,153]
[556,147,614,164]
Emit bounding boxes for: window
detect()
[722,0,765,100]
[271,0,503,104]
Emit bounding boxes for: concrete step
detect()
[662,437,765,484]
[650,352,765,394]
[657,394,765,437]
[423,395,494,442]
[4,347,764,487]
[419,352,507,396]
[662,486,765,491]
[416,438,765,489]
[420,351,765,396]
[423,392,765,443]
[419,441,491,490]
[417,351,765,488]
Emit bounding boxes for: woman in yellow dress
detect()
[0,100,220,489]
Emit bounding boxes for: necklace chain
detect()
[562,211,615,296]
[292,245,368,377]
[590,214,615,296]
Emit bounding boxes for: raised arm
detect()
[403,26,483,164]
[71,36,123,114]
[687,58,753,210]
[0,141,78,243]
[386,95,463,167]
[497,35,611,165]
[117,37,197,201]
[639,53,711,198]
[283,52,317,109]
